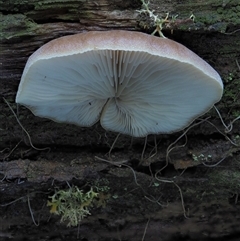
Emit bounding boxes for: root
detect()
[106,133,121,158]
[140,136,148,162]
[1,191,49,227]
[155,117,210,176]
[202,156,227,167]
[214,105,240,136]
[200,116,239,147]
[28,195,39,226]
[141,218,150,241]
[154,175,188,218]
[3,97,50,152]
[223,29,240,35]
[146,136,159,161]
[2,140,22,161]
[95,156,186,217]
[95,156,141,187]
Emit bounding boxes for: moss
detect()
[186,161,240,201]
[33,0,80,20]
[138,0,240,34]
[196,3,240,27]
[222,70,240,118]
[0,14,38,40]
[0,0,30,12]
[209,169,240,194]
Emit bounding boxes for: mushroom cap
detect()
[16,30,223,137]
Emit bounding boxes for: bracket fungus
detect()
[16,31,223,137]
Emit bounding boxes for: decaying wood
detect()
[1,0,240,84]
[0,0,240,240]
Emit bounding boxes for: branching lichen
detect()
[47,186,99,227]
[137,0,195,37]
[137,0,169,37]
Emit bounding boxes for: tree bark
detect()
[0,0,240,240]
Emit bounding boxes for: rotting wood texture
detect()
[0,1,240,240]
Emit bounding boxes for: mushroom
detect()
[16,30,223,137]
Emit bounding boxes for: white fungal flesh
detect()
[16,50,222,137]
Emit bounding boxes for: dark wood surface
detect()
[0,1,240,240]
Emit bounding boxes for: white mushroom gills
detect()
[16,30,223,137]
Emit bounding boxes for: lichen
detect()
[138,0,196,36]
[0,14,38,40]
[137,0,240,34]
[47,184,110,227]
